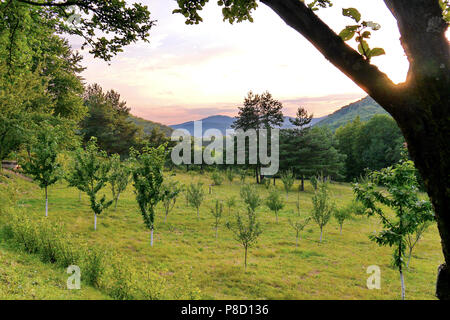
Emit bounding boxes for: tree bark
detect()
[400,270,406,300]
[45,186,48,217]
[116,193,120,210]
[244,246,248,271]
[319,227,323,243]
[151,228,154,247]
[261,0,450,299]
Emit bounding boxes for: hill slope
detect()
[128,115,173,136]
[315,96,388,131]
[170,115,325,136]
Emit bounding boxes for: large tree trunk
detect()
[399,108,450,299]
[261,0,450,299]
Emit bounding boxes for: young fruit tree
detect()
[210,199,224,239]
[67,138,112,231]
[226,210,262,271]
[21,124,61,217]
[280,170,295,200]
[288,217,311,247]
[295,183,302,216]
[239,168,248,184]
[265,188,285,223]
[132,144,166,246]
[334,205,352,235]
[311,180,334,243]
[109,154,131,211]
[161,179,182,223]
[186,182,205,220]
[240,184,261,214]
[225,196,237,216]
[211,170,224,186]
[310,175,319,191]
[353,158,434,300]
[226,167,235,184]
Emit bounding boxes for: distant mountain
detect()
[170,115,325,136]
[128,115,173,136]
[170,115,234,137]
[315,96,388,131]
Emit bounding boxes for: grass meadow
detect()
[0,170,443,300]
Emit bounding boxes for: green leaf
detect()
[343,8,361,23]
[361,31,371,39]
[339,27,356,41]
[369,48,386,58]
[357,40,370,57]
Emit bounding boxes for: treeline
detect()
[0,1,403,183]
[0,10,169,167]
[178,91,405,184]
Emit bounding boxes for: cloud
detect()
[76,0,408,125]
[130,93,365,125]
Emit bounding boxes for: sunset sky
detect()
[72,0,411,125]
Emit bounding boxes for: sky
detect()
[71,0,411,125]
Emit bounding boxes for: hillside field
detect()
[0,171,443,300]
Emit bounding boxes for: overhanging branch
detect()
[260,0,402,114]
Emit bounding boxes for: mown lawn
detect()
[1,170,443,300]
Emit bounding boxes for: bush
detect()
[211,170,224,186]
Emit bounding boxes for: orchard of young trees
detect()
[0,0,447,300]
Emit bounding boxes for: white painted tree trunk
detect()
[320,228,323,243]
[45,186,48,217]
[94,214,97,231]
[150,228,154,247]
[400,271,405,300]
[115,193,120,210]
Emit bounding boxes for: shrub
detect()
[211,170,224,186]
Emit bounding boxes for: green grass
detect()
[0,245,107,299]
[0,170,443,300]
